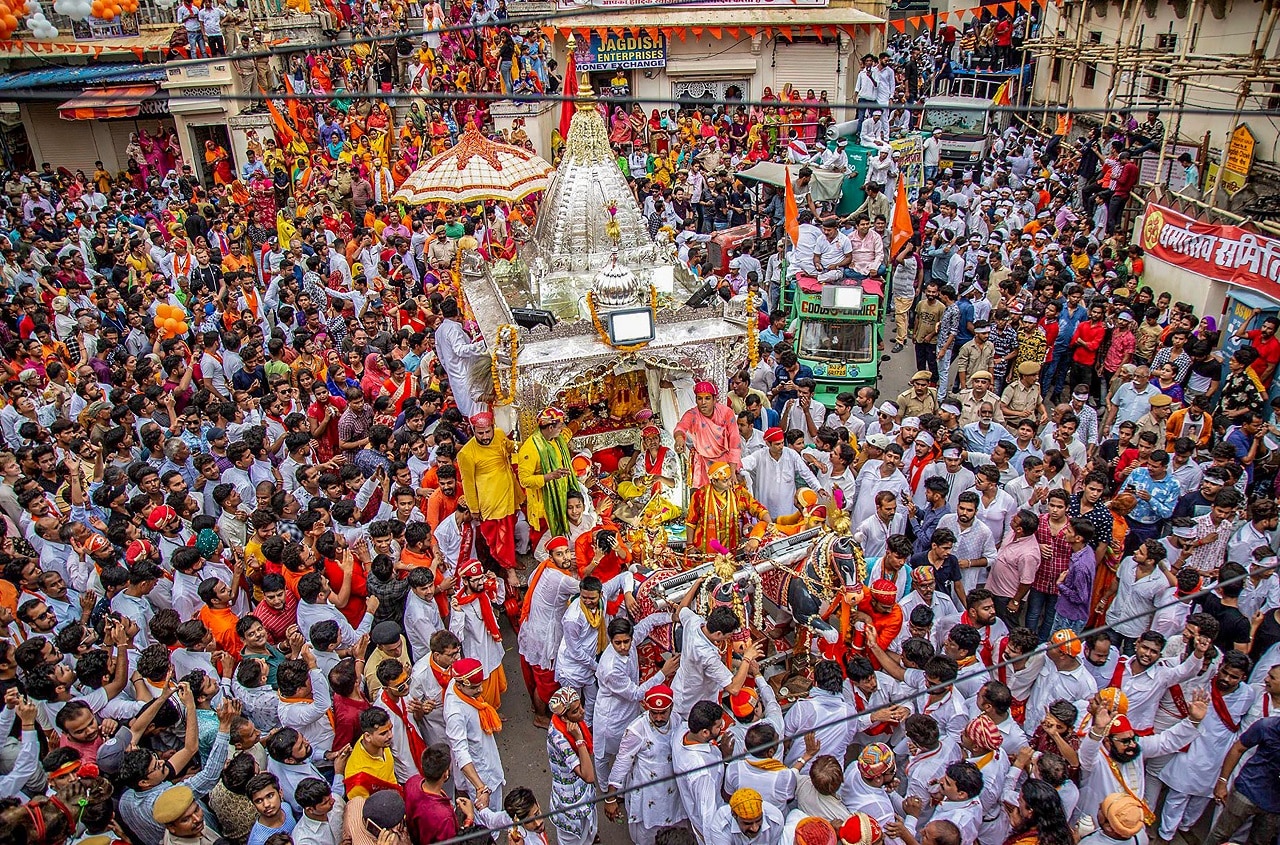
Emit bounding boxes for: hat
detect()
[545,536,570,552]
[971,370,993,381]
[363,790,406,832]
[125,539,156,564]
[1171,523,1198,539]
[839,813,883,845]
[856,742,895,779]
[1114,287,1131,298]
[942,447,962,460]
[911,566,936,586]
[915,431,935,449]
[370,621,402,646]
[640,424,660,438]
[911,370,932,383]
[728,257,742,268]
[1017,361,1041,375]
[1108,714,1135,735]
[1099,793,1147,838]
[206,426,227,441]
[728,688,758,719]
[763,427,785,444]
[694,380,718,396]
[469,412,495,428]
[1021,314,1039,323]
[709,461,736,482]
[452,657,484,684]
[1097,686,1130,714]
[82,533,112,556]
[878,401,899,416]
[866,434,892,449]
[548,687,581,715]
[538,406,565,426]
[870,579,897,604]
[1050,629,1082,656]
[194,528,221,557]
[721,788,762,822]
[644,684,674,709]
[84,400,111,417]
[457,558,484,579]
[964,715,1004,752]
[152,785,195,825]
[1149,393,1172,407]
[795,817,838,845]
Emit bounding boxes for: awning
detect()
[736,161,846,202]
[59,84,158,121]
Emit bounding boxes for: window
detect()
[673,80,749,105]
[1051,58,1062,83]
[1083,31,1101,88]
[797,320,874,364]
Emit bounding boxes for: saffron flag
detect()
[784,166,800,246]
[891,176,913,256]
[280,73,302,129]
[992,80,1012,107]
[259,87,294,147]
[559,47,577,142]
[1056,111,1074,136]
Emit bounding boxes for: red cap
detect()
[146,505,178,530]
[452,657,484,684]
[457,559,484,579]
[728,688,758,719]
[763,427,785,444]
[545,536,570,552]
[644,684,673,709]
[1108,715,1135,736]
[125,539,156,564]
[870,579,898,604]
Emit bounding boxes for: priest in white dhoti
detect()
[740,427,820,522]
[604,685,685,845]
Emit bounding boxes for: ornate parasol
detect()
[393,123,554,205]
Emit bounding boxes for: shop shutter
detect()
[108,118,177,174]
[26,104,107,174]
[774,39,840,100]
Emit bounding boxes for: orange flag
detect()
[784,166,800,246]
[259,87,295,147]
[891,175,913,256]
[280,73,303,130]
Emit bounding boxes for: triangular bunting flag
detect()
[922,14,935,28]
[727,27,739,38]
[692,26,703,36]
[675,28,686,41]
[939,12,948,22]
[891,19,906,32]
[1019,0,1032,8]
[779,26,792,40]
[709,27,722,39]
[744,26,758,36]
[596,27,609,41]
[1002,1,1015,12]
[647,27,660,43]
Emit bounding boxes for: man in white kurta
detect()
[607,685,685,845]
[740,429,820,521]
[442,659,506,806]
[782,664,856,774]
[670,605,755,720]
[516,537,581,719]
[671,702,728,844]
[1106,632,1213,732]
[1157,658,1256,842]
[554,578,622,726]
[434,304,488,418]
[447,559,506,683]
[407,631,459,746]
[850,453,911,526]
[1024,632,1099,733]
[593,613,673,784]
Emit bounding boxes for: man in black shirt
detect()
[1196,562,1253,653]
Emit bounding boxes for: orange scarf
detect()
[456,584,503,642]
[552,714,592,754]
[455,686,502,734]
[746,757,787,771]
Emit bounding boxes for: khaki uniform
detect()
[957,389,1006,426]
[1000,380,1044,421]
[896,388,940,419]
[1134,412,1168,451]
[953,340,996,383]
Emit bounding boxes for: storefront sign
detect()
[71,14,140,41]
[560,0,826,7]
[574,32,667,71]
[1139,202,1280,301]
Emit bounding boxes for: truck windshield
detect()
[922,108,987,135]
[797,320,874,364]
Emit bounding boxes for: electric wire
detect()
[414,553,1270,842]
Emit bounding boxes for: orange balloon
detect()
[175,321,189,335]
[103,8,115,18]
[162,317,177,332]
[90,0,102,12]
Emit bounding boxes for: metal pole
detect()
[1155,0,1203,188]
[1208,1,1279,203]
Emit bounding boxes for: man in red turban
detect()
[674,380,741,488]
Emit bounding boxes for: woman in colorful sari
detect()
[628,104,647,145]
[429,111,452,155]
[204,141,234,186]
[802,89,820,143]
[379,357,419,416]
[361,352,391,403]
[647,109,665,153]
[608,107,632,146]
[727,111,749,153]
[324,349,360,398]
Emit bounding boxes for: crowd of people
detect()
[0,3,1275,845]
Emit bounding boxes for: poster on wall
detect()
[574,32,667,71]
[890,133,923,191]
[1138,202,1280,302]
[72,14,140,41]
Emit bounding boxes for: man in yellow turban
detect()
[704,788,784,844]
[684,460,770,556]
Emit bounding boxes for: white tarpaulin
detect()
[735,162,846,203]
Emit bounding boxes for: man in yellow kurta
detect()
[516,406,574,545]
[457,412,519,580]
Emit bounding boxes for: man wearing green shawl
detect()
[517,406,575,540]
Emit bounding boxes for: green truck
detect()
[781,282,882,407]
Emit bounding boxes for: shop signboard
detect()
[1138,202,1280,302]
[559,0,826,8]
[890,133,923,190]
[574,32,667,72]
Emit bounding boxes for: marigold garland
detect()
[490,324,520,405]
[586,285,659,351]
[745,290,759,369]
